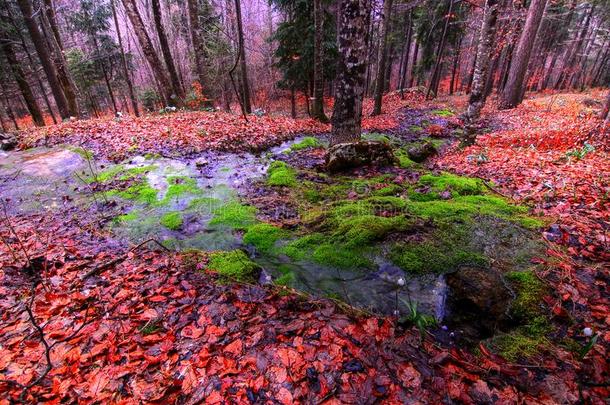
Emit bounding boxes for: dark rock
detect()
[0,133,17,151]
[325,141,397,173]
[445,266,513,338]
[407,142,437,163]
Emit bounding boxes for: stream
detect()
[0,140,448,319]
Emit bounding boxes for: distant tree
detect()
[233,0,251,113]
[499,0,548,109]
[187,0,208,96]
[372,0,394,115]
[121,0,175,107]
[462,0,499,129]
[110,0,139,116]
[0,19,45,126]
[15,0,70,119]
[330,0,371,145]
[151,0,185,106]
[311,0,328,122]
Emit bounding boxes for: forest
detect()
[0,0,609,402]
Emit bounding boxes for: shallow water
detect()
[0,140,448,319]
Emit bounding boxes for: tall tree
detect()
[426,0,454,99]
[330,0,371,145]
[121,0,174,106]
[371,0,393,115]
[0,22,45,126]
[602,89,610,124]
[15,0,70,119]
[234,0,251,113]
[499,0,547,109]
[311,0,328,121]
[187,0,208,95]
[151,0,185,106]
[462,0,499,126]
[111,0,139,116]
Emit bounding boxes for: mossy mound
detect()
[160,211,183,230]
[267,161,297,187]
[242,223,286,252]
[210,201,257,229]
[284,137,321,153]
[207,250,260,282]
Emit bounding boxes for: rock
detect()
[581,98,601,108]
[194,158,208,168]
[0,133,17,151]
[325,141,397,173]
[445,266,512,337]
[407,142,437,163]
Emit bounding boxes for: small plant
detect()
[399,302,436,337]
[139,88,160,112]
[140,320,162,335]
[565,142,595,160]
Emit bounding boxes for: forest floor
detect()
[1,90,608,403]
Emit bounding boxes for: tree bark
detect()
[16,0,70,119]
[330,0,371,145]
[121,0,174,106]
[234,0,251,113]
[187,0,211,102]
[463,0,499,126]
[426,0,454,99]
[311,0,328,122]
[151,0,184,106]
[0,33,45,126]
[398,10,413,97]
[111,0,140,116]
[372,0,394,115]
[499,0,547,109]
[601,89,610,123]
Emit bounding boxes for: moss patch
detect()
[285,136,321,153]
[267,161,297,187]
[243,223,286,252]
[210,201,257,229]
[431,108,454,117]
[161,176,202,203]
[390,240,487,275]
[160,211,183,230]
[92,164,156,183]
[114,211,139,223]
[107,181,159,205]
[207,250,260,282]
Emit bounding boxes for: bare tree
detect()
[15,0,70,119]
[330,0,371,145]
[311,0,328,122]
[234,0,251,113]
[187,0,210,100]
[151,0,185,106]
[111,0,139,116]
[372,0,393,115]
[602,89,610,124]
[499,0,547,109]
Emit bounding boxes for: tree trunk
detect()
[311,0,328,122]
[234,0,251,113]
[111,0,139,116]
[16,0,70,119]
[151,0,185,106]
[40,1,80,117]
[449,35,462,95]
[398,10,413,97]
[121,0,174,106]
[0,32,45,126]
[499,0,547,109]
[187,0,211,103]
[409,39,419,87]
[372,0,393,115]
[426,0,454,99]
[463,0,499,126]
[330,0,371,145]
[555,4,594,90]
[601,89,610,123]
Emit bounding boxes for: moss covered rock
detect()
[325,141,398,173]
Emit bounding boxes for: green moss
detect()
[95,165,125,183]
[372,184,403,196]
[161,176,201,202]
[362,132,394,144]
[207,250,259,282]
[506,270,546,319]
[108,181,159,204]
[210,201,257,229]
[187,197,222,210]
[267,161,297,187]
[114,212,138,223]
[395,149,418,168]
[69,146,93,160]
[286,136,320,153]
[118,165,157,181]
[92,164,156,183]
[431,108,454,117]
[418,172,485,196]
[243,223,286,252]
[274,264,295,286]
[390,241,488,274]
[160,211,183,230]
[409,125,423,132]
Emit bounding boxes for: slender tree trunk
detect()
[0,83,19,130]
[111,0,139,116]
[427,0,454,99]
[372,0,394,115]
[16,0,70,119]
[399,10,413,98]
[0,33,45,126]
[0,107,6,131]
[409,39,419,87]
[330,0,371,145]
[463,0,499,127]
[290,86,296,118]
[121,0,174,106]
[601,90,610,123]
[234,0,251,113]
[555,4,594,90]
[311,0,328,122]
[499,0,547,109]
[39,2,80,117]
[449,35,462,95]
[187,0,212,104]
[151,0,184,106]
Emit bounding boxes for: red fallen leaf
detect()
[224,339,243,356]
[276,387,293,405]
[181,325,204,339]
[88,371,110,397]
[148,295,166,303]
